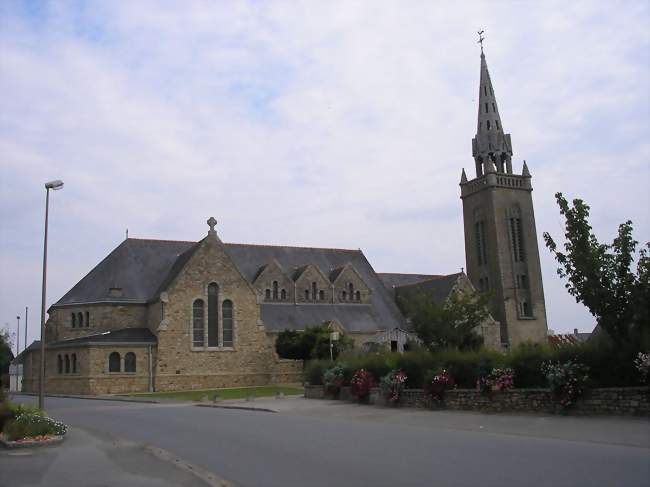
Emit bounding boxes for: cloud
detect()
[0,0,648,346]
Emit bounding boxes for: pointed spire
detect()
[460,168,468,184]
[522,160,531,177]
[471,43,514,177]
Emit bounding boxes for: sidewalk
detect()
[0,427,230,487]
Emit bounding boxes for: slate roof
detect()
[53,238,407,333]
[12,340,41,364]
[378,272,442,291]
[47,328,157,349]
[392,273,463,305]
[261,304,386,333]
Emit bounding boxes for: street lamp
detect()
[39,179,64,410]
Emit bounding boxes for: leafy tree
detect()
[0,330,13,375]
[398,290,488,352]
[275,324,353,361]
[543,192,650,346]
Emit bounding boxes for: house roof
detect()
[261,304,386,333]
[53,238,407,333]
[12,340,41,364]
[47,328,157,349]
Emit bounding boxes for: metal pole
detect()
[39,188,49,410]
[24,306,28,354]
[16,316,20,356]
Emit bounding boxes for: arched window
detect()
[124,352,136,372]
[484,102,488,113]
[57,355,63,374]
[65,354,70,374]
[72,353,77,373]
[280,289,287,300]
[487,120,491,130]
[71,313,76,328]
[495,120,500,131]
[207,283,219,347]
[311,282,317,301]
[222,300,234,347]
[355,291,361,302]
[265,289,271,300]
[348,283,354,301]
[85,311,90,327]
[341,291,347,301]
[272,281,279,300]
[78,312,83,327]
[319,290,325,301]
[305,289,310,300]
[192,299,205,347]
[109,352,121,372]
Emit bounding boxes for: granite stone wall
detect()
[306,385,649,416]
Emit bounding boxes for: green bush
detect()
[3,413,67,441]
[304,360,328,385]
[435,349,505,388]
[508,343,555,388]
[339,353,393,384]
[395,351,438,388]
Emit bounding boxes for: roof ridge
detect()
[127,238,197,244]
[394,273,460,289]
[126,237,360,253]
[378,272,443,277]
[225,242,360,253]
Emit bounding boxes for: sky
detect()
[1,1,648,353]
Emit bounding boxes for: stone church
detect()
[19,48,547,395]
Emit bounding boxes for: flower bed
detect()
[0,400,68,448]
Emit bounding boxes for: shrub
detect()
[304,360,328,385]
[542,360,589,409]
[634,352,650,383]
[3,413,67,441]
[349,369,375,402]
[379,369,408,404]
[435,349,505,388]
[395,351,438,389]
[323,365,345,395]
[338,353,392,384]
[476,367,515,395]
[424,368,455,402]
[508,343,555,388]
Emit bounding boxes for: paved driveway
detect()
[8,395,650,487]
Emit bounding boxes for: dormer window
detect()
[319,290,325,301]
[272,281,279,300]
[281,289,287,300]
[265,289,271,300]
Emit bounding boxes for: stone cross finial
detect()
[207,217,217,236]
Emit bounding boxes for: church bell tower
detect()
[460,42,548,348]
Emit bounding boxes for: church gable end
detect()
[253,260,293,303]
[294,264,331,304]
[331,264,371,304]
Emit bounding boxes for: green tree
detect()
[275,324,353,361]
[543,192,650,346]
[398,290,488,352]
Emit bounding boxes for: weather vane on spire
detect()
[477,29,485,53]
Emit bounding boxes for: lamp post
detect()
[39,179,64,410]
[16,315,20,356]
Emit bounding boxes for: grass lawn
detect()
[123,385,304,402]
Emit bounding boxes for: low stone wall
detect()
[306,385,649,416]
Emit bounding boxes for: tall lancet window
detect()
[208,283,219,347]
[222,300,234,347]
[475,220,488,266]
[192,299,205,347]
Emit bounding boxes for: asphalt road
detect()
[9,395,650,487]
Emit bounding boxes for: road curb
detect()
[146,444,237,487]
[0,433,65,449]
[11,392,159,404]
[195,403,278,413]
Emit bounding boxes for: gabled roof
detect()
[378,272,442,291]
[53,238,407,333]
[393,273,463,306]
[55,238,196,306]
